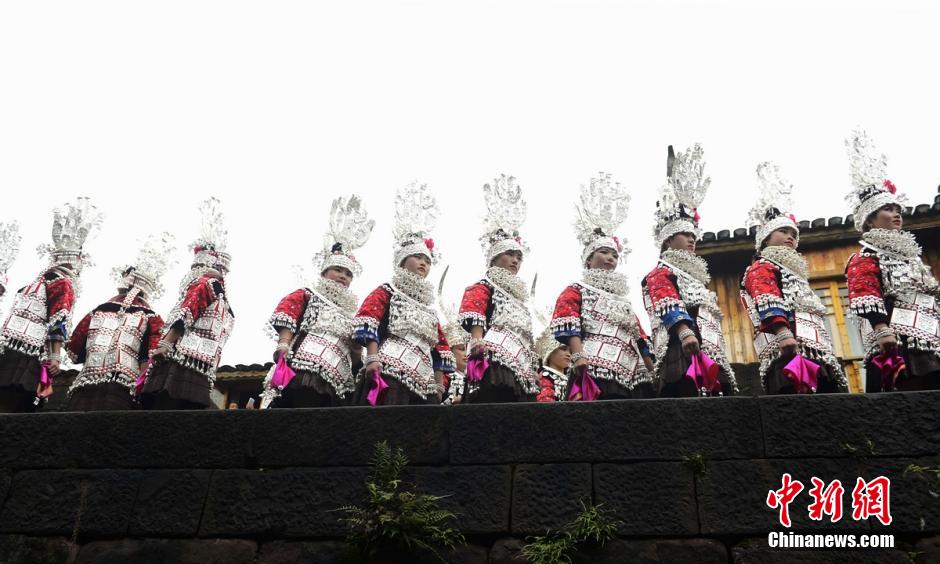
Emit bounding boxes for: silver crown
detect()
[0,221,21,292]
[575,172,630,266]
[480,174,529,266]
[747,161,799,250]
[653,144,709,248]
[392,181,440,267]
[191,197,231,271]
[112,232,178,299]
[41,197,103,269]
[317,194,374,278]
[845,128,905,231]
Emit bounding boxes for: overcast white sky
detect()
[2,0,938,366]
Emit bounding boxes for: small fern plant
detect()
[521,499,622,564]
[337,441,465,563]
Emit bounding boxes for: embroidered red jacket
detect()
[742,260,789,333]
[845,252,889,325]
[66,294,165,363]
[550,285,651,355]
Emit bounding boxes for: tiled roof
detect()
[697,188,940,253]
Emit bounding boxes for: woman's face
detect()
[402,254,431,278]
[667,232,697,253]
[322,266,353,288]
[866,204,903,231]
[547,345,571,371]
[491,250,523,275]
[452,344,467,372]
[765,227,798,250]
[587,247,619,270]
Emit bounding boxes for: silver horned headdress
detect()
[845,128,905,231]
[480,174,529,267]
[191,197,231,272]
[317,194,374,278]
[392,181,440,268]
[41,197,104,271]
[575,172,630,266]
[748,161,799,250]
[653,144,709,249]
[112,232,178,299]
[0,221,22,293]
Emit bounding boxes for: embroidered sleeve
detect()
[458,282,492,331]
[45,276,76,339]
[353,285,391,345]
[634,314,653,358]
[536,373,557,402]
[269,288,309,335]
[163,275,217,336]
[846,252,888,323]
[432,322,456,373]
[551,285,583,341]
[146,314,166,357]
[64,311,92,363]
[643,266,693,332]
[743,261,790,332]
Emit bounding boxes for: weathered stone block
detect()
[75,538,257,564]
[0,535,76,564]
[698,459,868,535]
[249,405,451,467]
[861,455,940,534]
[732,537,907,563]
[450,399,763,464]
[592,539,727,564]
[489,537,524,564]
[257,540,348,564]
[404,465,511,533]
[594,463,698,536]
[0,470,140,537]
[914,536,940,564]
[760,391,940,458]
[511,463,591,534]
[199,467,369,537]
[129,470,212,536]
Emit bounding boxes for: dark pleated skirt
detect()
[764,352,842,395]
[865,345,940,392]
[656,339,735,398]
[270,369,339,408]
[465,362,534,404]
[352,370,432,406]
[68,381,136,411]
[0,349,42,412]
[140,359,210,409]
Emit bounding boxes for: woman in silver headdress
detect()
[741,163,847,395]
[140,198,235,410]
[261,196,373,408]
[844,129,940,392]
[352,182,455,405]
[0,198,102,412]
[551,173,655,400]
[643,145,736,397]
[66,233,175,411]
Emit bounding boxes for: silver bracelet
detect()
[469,338,486,353]
[276,342,290,351]
[677,328,696,341]
[364,354,382,365]
[570,352,586,364]
[775,329,795,342]
[157,339,175,352]
[46,351,62,362]
[872,326,896,341]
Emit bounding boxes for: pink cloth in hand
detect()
[270,352,297,390]
[783,354,820,394]
[134,360,151,395]
[568,366,601,401]
[687,352,721,394]
[366,369,389,406]
[872,352,906,391]
[466,355,489,383]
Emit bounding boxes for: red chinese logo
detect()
[768,475,892,527]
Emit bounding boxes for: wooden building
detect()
[697,187,940,394]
